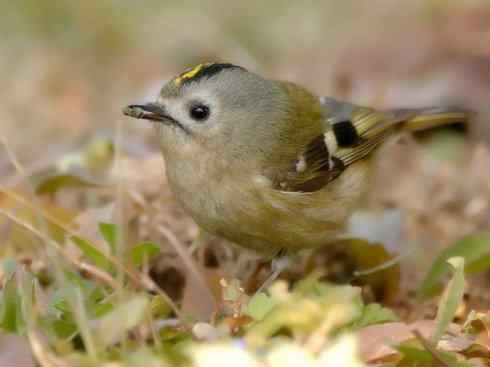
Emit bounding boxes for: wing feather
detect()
[277,97,470,193]
[280,98,404,192]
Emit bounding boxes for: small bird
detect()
[124,62,471,258]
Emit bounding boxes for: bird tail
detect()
[400,107,474,132]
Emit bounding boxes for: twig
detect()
[1,138,82,187]
[0,208,118,288]
[0,187,74,232]
[353,250,412,276]
[412,330,449,367]
[1,133,183,320]
[26,329,68,367]
[157,224,216,306]
[73,288,98,361]
[18,269,68,367]
[0,207,183,319]
[1,206,183,321]
[113,118,126,291]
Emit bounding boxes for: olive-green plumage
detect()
[123,63,472,257]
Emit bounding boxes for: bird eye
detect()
[189,103,210,121]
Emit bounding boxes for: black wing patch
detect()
[331,120,360,147]
[281,124,388,193]
[276,98,407,193]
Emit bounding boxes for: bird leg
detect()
[254,251,290,295]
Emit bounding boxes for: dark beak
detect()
[123,102,176,124]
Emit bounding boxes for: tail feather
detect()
[400,107,473,132]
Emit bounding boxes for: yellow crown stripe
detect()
[174,63,212,86]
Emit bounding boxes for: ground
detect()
[1,1,490,366]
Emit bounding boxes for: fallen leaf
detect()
[344,238,401,302]
[0,189,76,246]
[35,173,107,196]
[438,335,475,353]
[358,320,436,362]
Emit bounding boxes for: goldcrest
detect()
[124,63,471,257]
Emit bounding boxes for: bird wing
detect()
[276,97,471,193]
[279,97,413,193]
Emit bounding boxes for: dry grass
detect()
[1,1,490,365]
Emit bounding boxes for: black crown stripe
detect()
[175,63,244,86]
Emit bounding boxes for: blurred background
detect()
[2,2,490,365]
[2,0,490,163]
[1,0,490,316]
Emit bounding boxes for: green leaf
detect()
[404,342,474,367]
[86,286,113,318]
[245,292,278,321]
[245,281,363,345]
[70,235,112,272]
[84,139,114,173]
[2,259,18,279]
[64,269,96,290]
[36,173,106,195]
[0,270,23,332]
[222,278,244,302]
[130,242,161,266]
[405,329,474,367]
[16,271,36,335]
[396,345,435,365]
[150,295,172,319]
[94,294,149,347]
[49,289,71,315]
[51,318,77,339]
[99,222,119,254]
[431,257,465,344]
[350,303,398,329]
[418,232,490,298]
